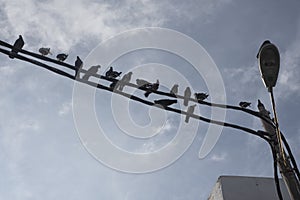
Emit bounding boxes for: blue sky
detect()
[0,0,300,199]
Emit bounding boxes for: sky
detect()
[0,0,300,199]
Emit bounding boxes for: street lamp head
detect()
[257,40,280,91]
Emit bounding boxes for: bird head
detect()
[257,99,264,108]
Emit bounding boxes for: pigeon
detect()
[256,40,271,58]
[257,99,271,118]
[257,99,274,133]
[194,93,209,101]
[39,47,52,56]
[154,99,177,108]
[144,79,159,97]
[136,79,151,88]
[116,72,133,91]
[74,56,83,78]
[170,84,179,96]
[183,87,191,106]
[82,65,101,81]
[239,101,251,108]
[185,104,196,123]
[105,66,122,78]
[9,35,24,59]
[56,53,68,62]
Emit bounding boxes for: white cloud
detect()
[209,152,227,162]
[277,40,300,99]
[1,0,165,52]
[58,101,72,116]
[1,0,234,54]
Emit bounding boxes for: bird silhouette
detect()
[144,79,159,97]
[82,65,101,81]
[105,66,122,78]
[257,99,271,118]
[74,56,83,78]
[56,53,68,62]
[136,79,151,88]
[185,104,196,123]
[239,101,251,108]
[116,72,133,91]
[183,87,191,106]
[39,47,52,56]
[9,35,24,59]
[170,84,179,96]
[194,92,209,101]
[154,99,177,108]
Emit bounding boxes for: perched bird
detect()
[9,35,24,59]
[74,56,83,78]
[257,99,271,118]
[56,53,68,62]
[154,99,177,108]
[82,65,101,81]
[185,104,196,123]
[194,92,209,101]
[144,79,159,97]
[257,99,274,134]
[170,84,179,96]
[39,47,52,56]
[136,79,151,88]
[116,72,133,91]
[105,66,122,78]
[183,87,191,106]
[239,101,251,108]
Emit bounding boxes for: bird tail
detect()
[144,91,151,97]
[82,74,89,81]
[185,115,190,123]
[118,82,124,91]
[184,98,188,106]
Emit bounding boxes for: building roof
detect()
[208,176,291,200]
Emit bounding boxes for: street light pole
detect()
[257,40,300,200]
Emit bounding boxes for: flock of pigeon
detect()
[8,35,252,123]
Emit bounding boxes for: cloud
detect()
[1,0,165,52]
[159,0,233,24]
[58,101,72,116]
[277,39,300,99]
[1,0,234,54]
[209,152,227,162]
[139,118,176,152]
